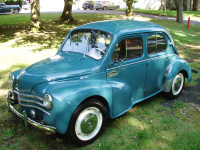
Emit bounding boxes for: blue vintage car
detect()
[0,2,20,14]
[7,20,192,146]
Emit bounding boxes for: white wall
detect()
[119,0,161,10]
[39,0,161,10]
[133,0,161,9]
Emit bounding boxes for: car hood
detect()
[18,53,99,94]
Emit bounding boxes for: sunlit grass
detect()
[0,13,200,150]
[118,9,200,20]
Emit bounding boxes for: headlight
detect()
[43,94,53,110]
[9,74,15,86]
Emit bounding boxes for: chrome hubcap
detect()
[81,113,98,134]
[75,107,102,141]
[172,73,184,95]
[174,77,181,91]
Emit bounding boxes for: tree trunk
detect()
[125,0,134,16]
[174,0,183,23]
[186,0,190,10]
[60,0,74,21]
[30,0,43,32]
[193,0,200,11]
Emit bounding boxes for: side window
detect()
[147,34,167,55]
[112,37,143,61]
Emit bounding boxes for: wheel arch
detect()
[78,95,110,118]
[161,57,192,92]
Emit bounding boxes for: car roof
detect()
[75,19,167,37]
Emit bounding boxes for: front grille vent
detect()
[14,90,50,116]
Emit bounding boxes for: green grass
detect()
[0,13,200,149]
[172,100,186,108]
[118,8,200,20]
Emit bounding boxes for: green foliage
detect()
[68,1,76,6]
[123,0,138,4]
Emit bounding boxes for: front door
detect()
[107,35,147,117]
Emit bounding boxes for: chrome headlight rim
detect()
[43,94,53,110]
[9,74,15,86]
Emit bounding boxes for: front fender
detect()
[161,56,192,92]
[32,72,112,134]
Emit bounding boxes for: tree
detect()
[60,0,74,21]
[174,0,183,23]
[123,0,138,16]
[161,0,166,13]
[193,0,199,11]
[185,0,190,11]
[30,0,43,31]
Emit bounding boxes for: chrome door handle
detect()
[108,71,118,77]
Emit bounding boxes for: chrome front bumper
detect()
[6,91,56,133]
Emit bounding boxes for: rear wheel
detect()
[116,6,120,9]
[165,71,185,99]
[68,100,106,146]
[84,8,87,10]
[90,6,93,10]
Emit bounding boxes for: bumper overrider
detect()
[6,91,56,133]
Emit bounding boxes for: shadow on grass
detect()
[0,14,122,53]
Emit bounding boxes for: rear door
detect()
[145,33,170,96]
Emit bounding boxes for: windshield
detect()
[61,29,112,60]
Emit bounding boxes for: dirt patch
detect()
[160,79,200,126]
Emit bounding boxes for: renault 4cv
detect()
[7,20,192,146]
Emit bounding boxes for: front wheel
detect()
[165,71,185,99]
[68,100,106,146]
[103,6,107,10]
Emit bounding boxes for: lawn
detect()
[118,8,200,20]
[0,13,200,150]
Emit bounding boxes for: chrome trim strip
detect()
[107,54,176,71]
[14,90,43,101]
[19,103,50,116]
[9,104,56,133]
[20,97,45,108]
[107,59,146,70]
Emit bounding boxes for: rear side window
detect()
[147,34,167,55]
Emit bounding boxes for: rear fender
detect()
[161,57,192,92]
